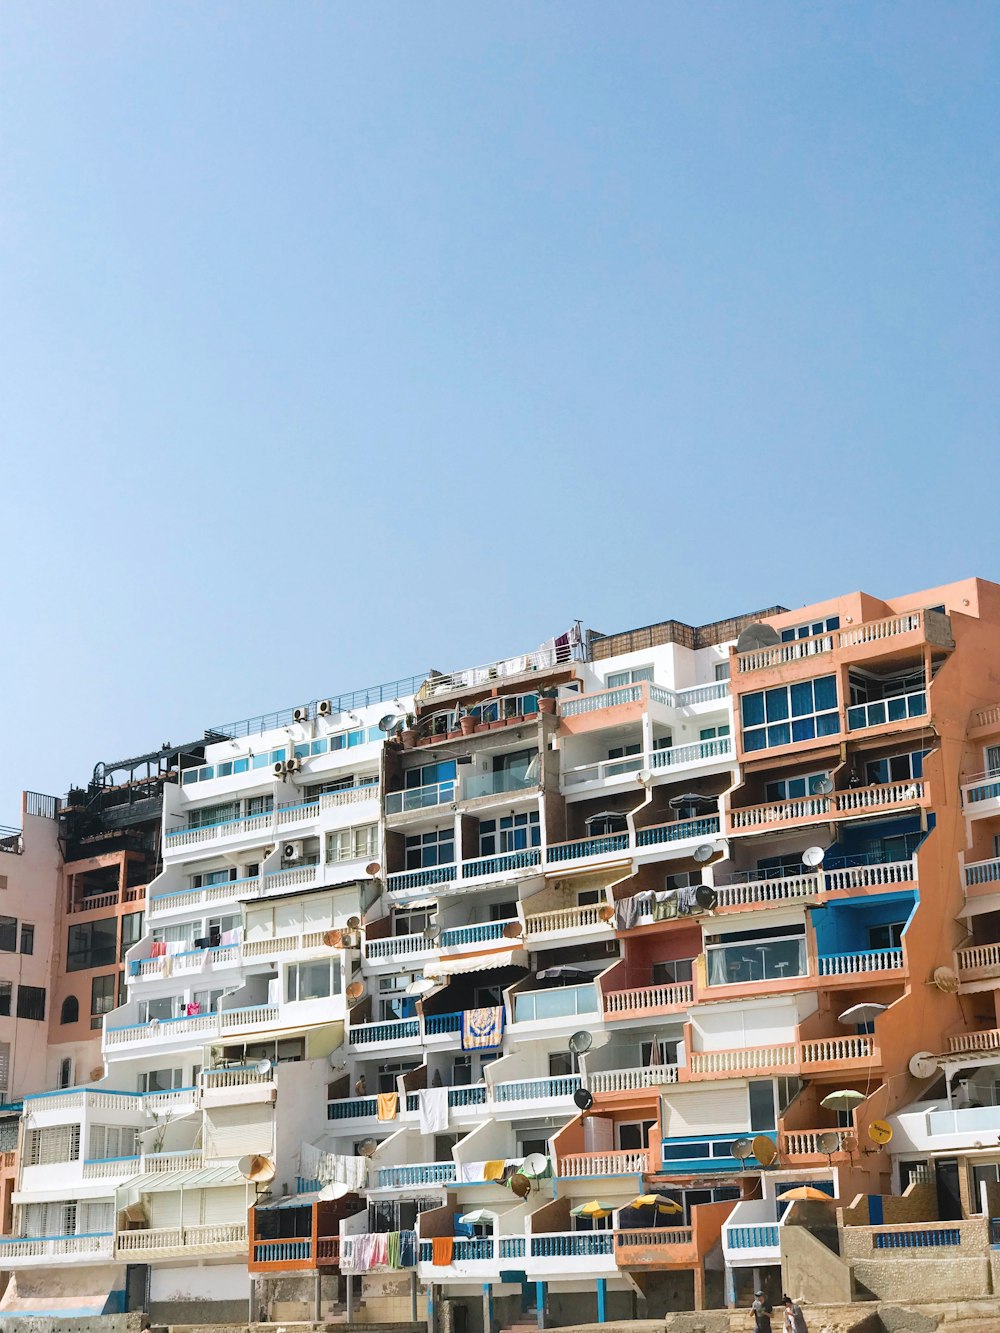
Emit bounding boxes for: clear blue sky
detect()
[1,3,997,822]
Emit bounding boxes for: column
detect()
[410,1270,418,1322]
[596,1278,607,1324]
[535,1281,546,1329]
[724,1264,737,1310]
[346,1274,355,1323]
[482,1282,494,1333]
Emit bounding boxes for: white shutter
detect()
[245,907,273,942]
[663,1087,748,1137]
[204,1105,274,1160]
[274,901,302,934]
[202,1185,246,1225]
[81,1201,113,1233]
[302,894,333,929]
[149,1191,182,1229]
[692,1001,803,1050]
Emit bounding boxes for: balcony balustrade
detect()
[729,781,926,833]
[524,904,602,936]
[957,943,1000,977]
[0,1233,115,1264]
[253,1239,312,1264]
[947,1028,1000,1055]
[726,1225,779,1250]
[735,610,947,674]
[688,1035,874,1077]
[462,849,542,879]
[117,1222,247,1256]
[965,857,1000,887]
[348,1017,420,1047]
[780,1129,852,1157]
[562,737,733,791]
[603,983,693,1016]
[589,1065,678,1093]
[375,1162,457,1189]
[512,984,598,1023]
[817,947,903,976]
[385,781,455,817]
[105,1003,281,1049]
[147,875,260,918]
[493,1075,581,1103]
[557,1148,650,1177]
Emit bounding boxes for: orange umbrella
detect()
[776,1186,834,1202]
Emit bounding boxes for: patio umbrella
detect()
[776,1186,834,1202]
[627,1194,683,1214]
[820,1089,866,1113]
[570,1200,614,1219]
[838,1003,886,1028]
[458,1209,496,1225]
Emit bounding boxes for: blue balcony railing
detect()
[530,1233,614,1257]
[874,1228,961,1248]
[376,1162,457,1188]
[462,849,542,879]
[547,833,629,863]
[441,921,512,947]
[254,1239,312,1263]
[494,1075,581,1102]
[349,1018,420,1045]
[425,1012,463,1037]
[967,781,1000,806]
[636,815,720,846]
[327,1096,378,1120]
[727,1225,779,1249]
[387,865,458,893]
[448,1086,487,1108]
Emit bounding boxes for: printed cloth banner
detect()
[462,1005,505,1051]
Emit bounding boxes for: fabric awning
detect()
[543,860,632,883]
[957,893,1000,919]
[118,1163,246,1193]
[256,1192,318,1211]
[425,948,527,978]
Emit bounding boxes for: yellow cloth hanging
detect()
[377,1092,399,1121]
[483,1159,505,1181]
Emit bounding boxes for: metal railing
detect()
[385,781,456,816]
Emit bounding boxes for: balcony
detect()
[385,780,456,818]
[847,690,927,732]
[492,1075,582,1108]
[164,809,274,851]
[957,943,1000,984]
[962,775,1000,817]
[524,904,604,940]
[557,1149,650,1178]
[117,1221,248,1258]
[365,919,517,966]
[545,814,721,869]
[462,848,542,879]
[347,1017,420,1048]
[603,983,693,1019]
[147,874,260,918]
[734,609,952,674]
[615,1226,694,1268]
[512,984,599,1025]
[560,681,728,722]
[779,1128,853,1161]
[464,771,537,801]
[714,872,821,910]
[386,864,458,895]
[946,1028,1000,1056]
[589,1065,678,1093]
[562,738,733,797]
[130,942,242,982]
[524,1230,618,1275]
[374,1161,457,1189]
[0,1233,115,1266]
[104,1003,283,1052]
[201,1065,276,1106]
[686,1034,875,1080]
[817,947,904,978]
[965,857,1000,889]
[728,780,927,835]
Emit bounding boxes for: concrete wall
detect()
[148,1263,249,1325]
[781,1222,852,1305]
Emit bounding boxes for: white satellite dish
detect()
[909,1051,939,1080]
[932,967,960,994]
[735,623,780,653]
[317,1182,352,1201]
[568,1030,593,1056]
[693,844,715,864]
[255,1059,273,1076]
[802,846,825,868]
[814,776,835,795]
[635,769,653,786]
[521,1153,548,1179]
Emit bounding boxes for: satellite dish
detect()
[933,966,960,993]
[323,929,344,949]
[736,622,781,653]
[379,714,406,734]
[328,1053,345,1070]
[598,904,616,923]
[568,1030,593,1056]
[365,863,381,877]
[522,1153,548,1179]
[346,981,366,1004]
[406,977,437,996]
[255,1059,273,1077]
[731,1137,753,1164]
[502,921,523,939]
[816,1132,841,1156]
[909,1051,939,1079]
[693,844,715,864]
[694,885,718,910]
[868,1119,893,1146]
[814,777,835,796]
[635,768,653,786]
[509,1173,531,1199]
[239,1154,275,1183]
[358,1139,378,1158]
[752,1135,778,1167]
[347,915,362,931]
[802,846,826,868]
[422,925,440,942]
[574,1088,594,1111]
[317,1182,352,1201]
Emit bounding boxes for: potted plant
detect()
[538,687,558,715]
[400,714,418,750]
[459,706,479,737]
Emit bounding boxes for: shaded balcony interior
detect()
[364,884,522,957]
[718,814,927,881]
[66,855,147,913]
[561,774,726,846]
[846,662,934,732]
[384,738,547,819]
[601,925,700,1003]
[250,1192,359,1269]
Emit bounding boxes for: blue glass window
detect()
[742,693,765,728]
[765,689,789,722]
[742,675,839,752]
[233,758,249,774]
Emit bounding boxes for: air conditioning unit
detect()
[317,700,332,716]
[285,756,302,774]
[283,841,304,861]
[293,706,310,723]
[273,761,286,778]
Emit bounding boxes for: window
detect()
[986,746,1000,779]
[0,916,16,953]
[864,750,928,786]
[618,1120,655,1151]
[404,828,454,870]
[489,900,518,921]
[665,870,702,891]
[779,616,840,642]
[606,666,653,688]
[192,867,238,889]
[187,801,239,828]
[549,1051,576,1077]
[287,957,341,1002]
[699,725,730,741]
[741,675,839,752]
[756,851,808,879]
[868,922,905,950]
[66,918,118,971]
[19,924,34,955]
[90,975,116,1028]
[479,811,540,856]
[715,661,731,681]
[764,772,830,802]
[585,812,628,837]
[404,760,457,791]
[608,742,641,761]
[121,912,143,959]
[749,1080,776,1131]
[58,1058,73,1089]
[17,985,45,1021]
[60,995,79,1025]
[705,925,807,986]
[328,825,378,863]
[379,974,418,1021]
[652,958,694,985]
[89,1124,139,1161]
[246,794,273,817]
[138,1068,183,1093]
[0,982,10,1017]
[25,1125,81,1165]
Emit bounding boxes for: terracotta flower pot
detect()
[538,697,557,715]
[460,715,477,736]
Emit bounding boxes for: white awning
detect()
[118,1163,246,1193]
[957,893,1000,919]
[425,948,527,979]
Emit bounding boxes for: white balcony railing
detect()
[603,983,693,1015]
[957,943,1000,974]
[524,905,603,936]
[588,1065,678,1093]
[557,1149,650,1177]
[117,1222,247,1254]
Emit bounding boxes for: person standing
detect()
[751,1290,773,1332]
[782,1295,808,1333]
